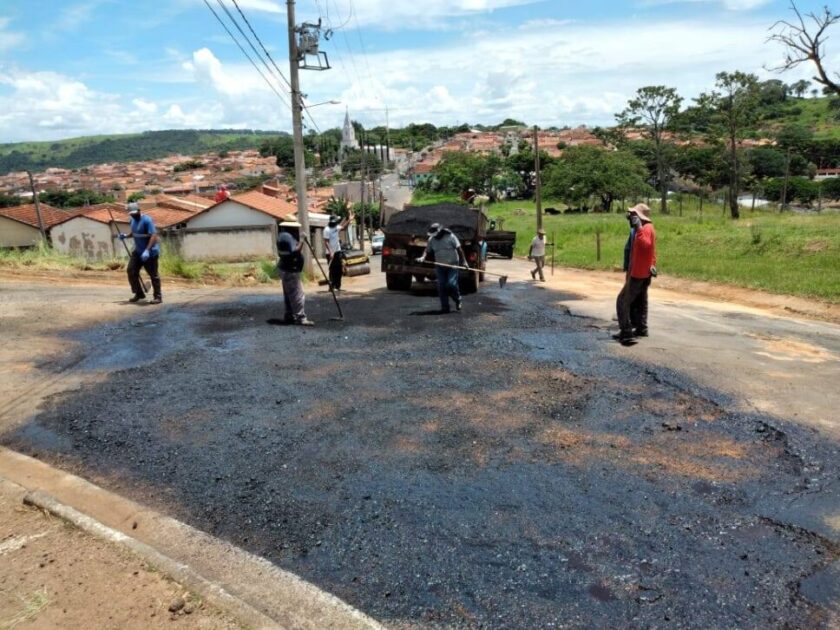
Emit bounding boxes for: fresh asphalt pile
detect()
[3,281,839,628]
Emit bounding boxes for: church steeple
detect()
[341,108,359,151]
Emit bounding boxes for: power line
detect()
[201,0,292,113]
[228,0,322,133]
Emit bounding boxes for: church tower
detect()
[340,108,359,152]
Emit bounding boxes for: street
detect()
[1,263,839,628]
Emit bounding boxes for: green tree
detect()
[617,85,683,215]
[127,191,146,203]
[341,150,383,178]
[697,71,761,219]
[0,192,22,208]
[542,146,652,213]
[431,151,503,197]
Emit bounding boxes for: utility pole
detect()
[533,126,543,232]
[287,0,312,275]
[360,144,366,251]
[26,170,47,242]
[780,147,791,212]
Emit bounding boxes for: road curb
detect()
[0,447,384,630]
[23,489,278,629]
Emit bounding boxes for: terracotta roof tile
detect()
[229,190,297,221]
[0,203,71,229]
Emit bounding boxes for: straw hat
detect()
[628,203,652,223]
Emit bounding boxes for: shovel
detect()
[302,237,344,321]
[431,261,508,289]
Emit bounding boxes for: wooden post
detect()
[533,126,542,232]
[551,231,555,276]
[596,232,601,262]
[26,170,47,242]
[679,193,683,217]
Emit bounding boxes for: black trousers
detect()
[328,252,343,290]
[127,252,161,299]
[616,277,650,333]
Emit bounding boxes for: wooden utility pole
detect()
[360,145,367,251]
[287,0,312,275]
[26,170,47,242]
[533,126,542,232]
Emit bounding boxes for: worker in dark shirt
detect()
[118,202,162,304]
[277,224,313,326]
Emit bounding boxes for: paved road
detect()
[1,268,839,628]
[380,171,413,212]
[502,258,840,440]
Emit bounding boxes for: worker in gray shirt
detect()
[418,222,468,313]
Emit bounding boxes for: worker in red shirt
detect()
[614,203,657,344]
[214,185,230,203]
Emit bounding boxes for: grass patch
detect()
[484,197,840,302]
[1,587,50,629]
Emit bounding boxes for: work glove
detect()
[141,250,150,262]
[117,233,126,241]
[416,257,425,263]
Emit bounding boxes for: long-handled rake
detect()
[431,261,508,288]
[302,237,344,321]
[106,206,149,294]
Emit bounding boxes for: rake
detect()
[431,261,508,288]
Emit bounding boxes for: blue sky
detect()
[0,0,836,142]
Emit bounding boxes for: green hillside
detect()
[756,96,840,140]
[0,129,284,174]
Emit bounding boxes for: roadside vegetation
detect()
[0,242,284,285]
[413,191,840,302]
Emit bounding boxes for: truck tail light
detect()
[382,247,392,257]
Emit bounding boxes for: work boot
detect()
[530,269,536,279]
[455,299,462,312]
[128,294,144,303]
[295,318,315,327]
[149,297,162,305]
[612,330,635,342]
[634,328,648,337]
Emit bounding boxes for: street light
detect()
[303,99,341,109]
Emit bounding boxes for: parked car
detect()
[370,233,384,255]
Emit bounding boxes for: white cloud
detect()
[232,0,284,13]
[638,0,771,10]
[132,98,158,114]
[299,16,793,129]
[326,0,543,29]
[0,17,24,52]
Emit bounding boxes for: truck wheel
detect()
[506,245,514,259]
[386,273,412,291]
[460,272,479,294]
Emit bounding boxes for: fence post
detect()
[596,232,601,262]
[551,230,555,276]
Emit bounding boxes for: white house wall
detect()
[187,201,276,229]
[0,216,42,248]
[51,217,129,259]
[180,228,275,261]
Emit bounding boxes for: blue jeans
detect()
[435,266,460,312]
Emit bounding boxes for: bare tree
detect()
[769,2,840,97]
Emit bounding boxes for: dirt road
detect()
[1,266,839,627]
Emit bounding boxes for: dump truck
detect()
[381,203,488,293]
[485,218,516,259]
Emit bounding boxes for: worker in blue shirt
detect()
[118,202,162,304]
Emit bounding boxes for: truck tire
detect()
[386,273,412,291]
[505,245,514,259]
[460,271,479,294]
